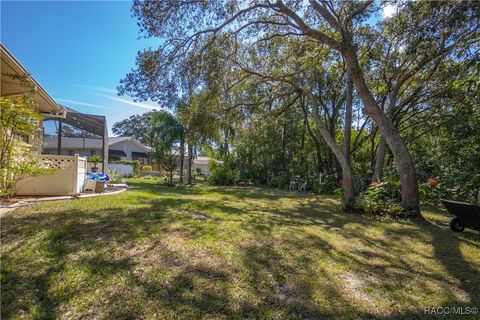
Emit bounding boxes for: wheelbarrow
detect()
[441,199,480,233]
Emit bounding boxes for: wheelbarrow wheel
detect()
[450,217,465,232]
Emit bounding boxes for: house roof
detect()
[109,136,151,153]
[0,44,66,117]
[108,137,131,145]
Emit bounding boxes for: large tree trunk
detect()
[223,128,229,159]
[343,71,353,165]
[308,92,353,208]
[179,137,185,184]
[343,48,419,213]
[372,135,386,181]
[274,0,418,212]
[373,94,397,182]
[187,143,193,184]
[303,104,324,173]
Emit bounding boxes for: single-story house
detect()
[108,137,151,164]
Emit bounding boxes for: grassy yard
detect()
[1,178,479,319]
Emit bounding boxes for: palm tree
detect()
[150,111,185,184]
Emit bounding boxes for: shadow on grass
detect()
[1,181,479,319]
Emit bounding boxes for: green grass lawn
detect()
[1,178,479,319]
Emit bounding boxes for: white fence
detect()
[107,163,133,177]
[15,154,87,196]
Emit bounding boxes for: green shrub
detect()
[307,172,340,194]
[353,179,409,219]
[108,171,125,184]
[1,95,54,197]
[270,172,291,188]
[333,187,343,199]
[354,197,408,219]
[195,167,205,178]
[418,182,442,205]
[157,175,175,187]
[208,161,238,186]
[142,165,152,171]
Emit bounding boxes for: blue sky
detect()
[1,0,160,135]
[1,1,391,135]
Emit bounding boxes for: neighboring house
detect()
[152,147,223,176]
[193,157,223,176]
[172,151,223,177]
[108,137,151,164]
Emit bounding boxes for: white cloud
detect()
[383,3,396,18]
[77,85,163,110]
[55,98,113,110]
[93,93,162,110]
[75,85,117,94]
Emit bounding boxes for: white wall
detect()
[108,163,133,176]
[194,163,211,176]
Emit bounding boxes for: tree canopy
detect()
[116,0,480,216]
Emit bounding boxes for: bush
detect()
[307,172,340,194]
[157,175,175,187]
[108,171,125,184]
[1,95,54,197]
[354,198,408,219]
[142,165,152,171]
[208,161,238,185]
[353,178,409,219]
[141,175,158,180]
[270,172,291,188]
[195,167,205,178]
[418,181,443,205]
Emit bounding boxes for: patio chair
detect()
[289,180,298,190]
[299,181,307,191]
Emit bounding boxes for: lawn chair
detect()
[289,180,298,190]
[441,199,480,233]
[299,181,307,191]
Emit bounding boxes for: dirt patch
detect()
[341,271,378,306]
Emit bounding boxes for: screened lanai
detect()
[42,106,108,172]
